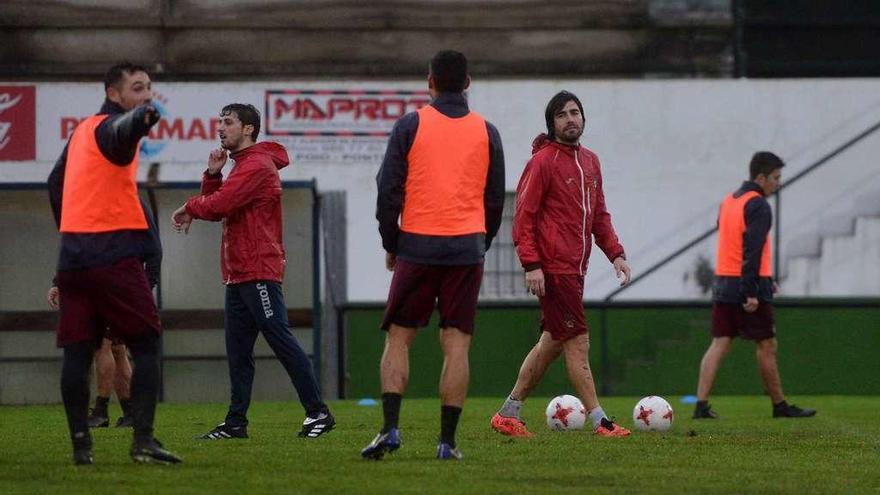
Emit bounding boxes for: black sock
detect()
[61,342,96,448]
[128,335,160,442]
[773,400,787,408]
[696,400,709,409]
[93,396,110,415]
[440,405,462,448]
[381,393,402,433]
[119,399,132,417]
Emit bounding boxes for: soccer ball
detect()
[632,396,674,432]
[545,394,586,431]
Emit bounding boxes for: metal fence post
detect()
[599,305,610,396]
[774,188,781,280]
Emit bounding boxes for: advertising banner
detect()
[13,82,428,168]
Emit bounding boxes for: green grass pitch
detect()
[2,396,878,494]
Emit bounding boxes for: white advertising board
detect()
[2,78,880,299]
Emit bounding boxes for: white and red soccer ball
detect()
[632,395,674,432]
[545,394,586,431]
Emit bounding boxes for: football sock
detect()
[128,335,160,443]
[440,405,462,448]
[61,342,95,445]
[93,396,109,416]
[696,400,710,409]
[381,392,402,433]
[119,399,132,418]
[499,396,524,419]
[587,407,607,429]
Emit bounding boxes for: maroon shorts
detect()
[711,302,775,341]
[539,273,587,341]
[381,259,483,334]
[56,257,161,347]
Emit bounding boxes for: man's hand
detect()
[171,204,193,234]
[143,105,160,126]
[773,282,780,294]
[207,148,228,175]
[613,257,631,286]
[525,268,545,297]
[47,286,60,311]
[742,297,759,313]
[385,252,396,272]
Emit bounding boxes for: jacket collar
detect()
[548,139,581,155]
[99,99,126,115]
[430,92,469,118]
[530,132,582,156]
[230,144,255,161]
[740,180,765,196]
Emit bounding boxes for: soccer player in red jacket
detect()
[172,104,334,440]
[490,91,632,438]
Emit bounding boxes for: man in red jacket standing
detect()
[490,91,632,438]
[172,103,334,440]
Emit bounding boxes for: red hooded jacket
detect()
[512,134,625,276]
[185,142,289,285]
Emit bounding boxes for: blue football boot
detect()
[436,442,463,460]
[360,428,401,460]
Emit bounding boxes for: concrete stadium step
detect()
[784,215,880,295]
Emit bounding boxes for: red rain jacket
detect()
[512,134,625,276]
[186,142,290,284]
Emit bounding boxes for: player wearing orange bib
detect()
[693,151,816,420]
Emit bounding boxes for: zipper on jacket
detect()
[574,150,589,276]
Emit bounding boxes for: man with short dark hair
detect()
[693,152,816,419]
[48,62,181,465]
[172,103,335,440]
[490,90,632,439]
[363,50,505,460]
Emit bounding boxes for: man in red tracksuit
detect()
[490,90,632,438]
[172,103,334,440]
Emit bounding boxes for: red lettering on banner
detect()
[381,99,407,119]
[187,119,207,140]
[151,118,185,140]
[61,115,216,145]
[327,98,354,119]
[61,117,83,139]
[0,86,36,161]
[265,90,432,136]
[150,118,215,141]
[301,99,327,120]
[274,99,295,121]
[356,99,381,120]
